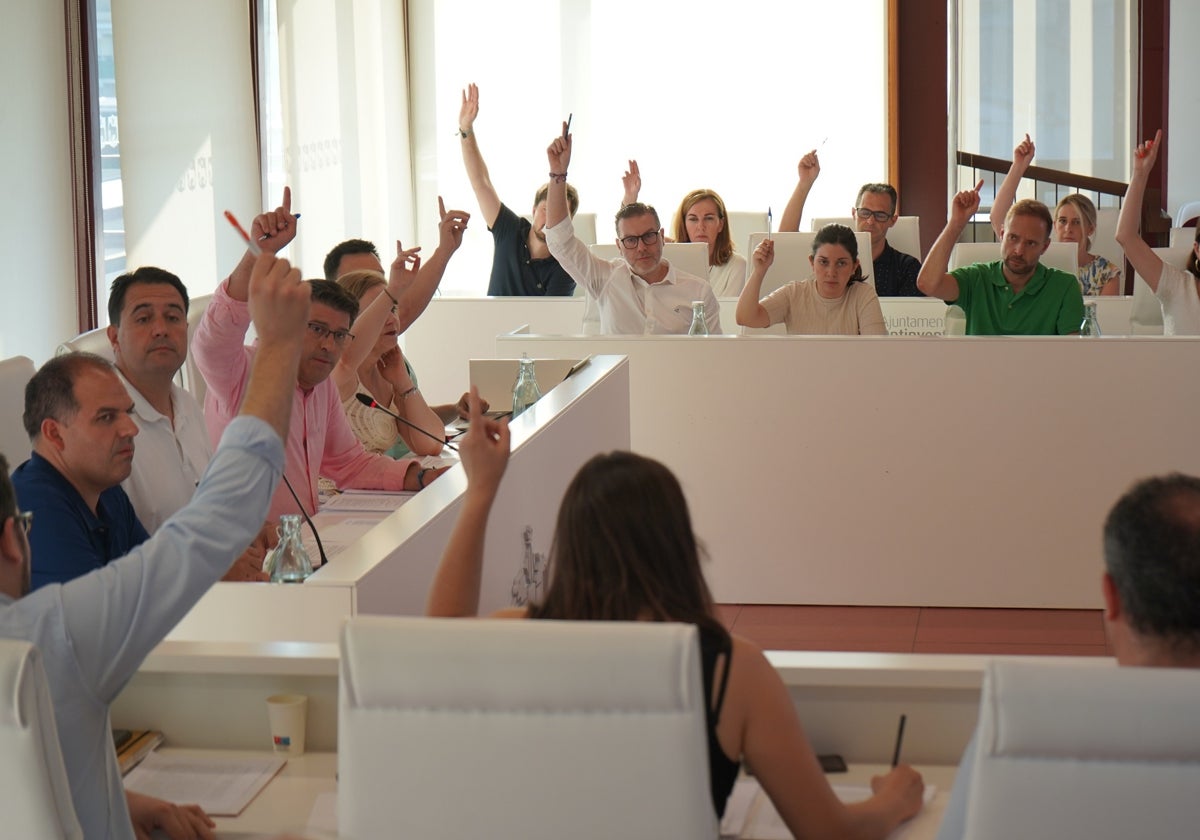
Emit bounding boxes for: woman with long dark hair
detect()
[428,395,924,837]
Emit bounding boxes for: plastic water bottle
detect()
[1079,302,1101,337]
[511,354,542,418]
[687,300,709,336]
[943,305,967,336]
[265,515,314,583]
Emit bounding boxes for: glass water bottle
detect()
[264,514,314,583]
[1079,301,1101,337]
[687,300,709,336]
[511,354,542,418]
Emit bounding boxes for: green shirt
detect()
[950,261,1084,335]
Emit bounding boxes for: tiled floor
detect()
[715,604,1113,656]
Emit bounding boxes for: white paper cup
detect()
[266,694,308,754]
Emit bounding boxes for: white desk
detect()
[158,355,631,644]
[154,748,951,840]
[495,334,1200,608]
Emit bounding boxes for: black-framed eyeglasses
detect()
[854,207,894,223]
[12,511,32,536]
[306,322,355,346]
[619,230,661,249]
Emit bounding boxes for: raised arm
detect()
[393,197,470,334]
[546,126,572,230]
[917,179,983,301]
[332,243,421,400]
[458,83,502,227]
[989,133,1034,237]
[736,238,775,327]
[1115,129,1164,292]
[621,159,641,207]
[426,389,511,617]
[779,151,820,232]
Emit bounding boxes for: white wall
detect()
[1168,0,1200,218]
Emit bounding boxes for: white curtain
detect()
[110,0,260,311]
[272,0,415,279]
[0,0,78,363]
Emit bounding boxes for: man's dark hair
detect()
[323,239,380,283]
[22,353,115,441]
[614,202,661,233]
[0,455,14,521]
[535,183,579,218]
[307,279,360,325]
[108,267,190,325]
[1103,473,1200,655]
[856,183,899,216]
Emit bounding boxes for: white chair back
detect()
[55,327,114,362]
[741,231,874,335]
[811,215,923,260]
[0,640,83,839]
[964,659,1200,840]
[1131,247,1192,335]
[727,211,768,261]
[1089,207,1122,269]
[0,356,35,466]
[1173,199,1200,228]
[338,616,717,840]
[1170,226,1197,249]
[948,241,1079,277]
[526,212,596,246]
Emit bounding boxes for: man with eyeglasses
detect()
[0,252,308,839]
[542,129,721,335]
[780,151,923,296]
[194,189,458,523]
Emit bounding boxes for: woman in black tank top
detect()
[429,398,926,835]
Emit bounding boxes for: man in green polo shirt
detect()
[917,180,1084,335]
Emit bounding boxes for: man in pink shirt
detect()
[193,189,468,520]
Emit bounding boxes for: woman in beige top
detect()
[334,265,446,457]
[736,223,888,335]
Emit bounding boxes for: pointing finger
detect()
[438,195,447,219]
[973,178,984,193]
[281,186,292,214]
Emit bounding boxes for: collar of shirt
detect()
[987,261,1050,297]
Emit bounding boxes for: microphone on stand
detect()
[355,393,458,452]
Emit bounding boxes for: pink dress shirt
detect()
[192,279,417,520]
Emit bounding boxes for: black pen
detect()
[563,113,572,139]
[891,714,907,767]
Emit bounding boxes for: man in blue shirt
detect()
[11,353,149,588]
[937,473,1200,838]
[0,252,306,840]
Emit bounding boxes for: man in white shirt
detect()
[106,267,268,581]
[0,252,305,840]
[543,128,721,335]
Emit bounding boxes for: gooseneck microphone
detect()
[355,393,458,452]
[280,472,330,568]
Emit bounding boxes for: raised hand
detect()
[949,178,985,228]
[1132,129,1162,178]
[247,253,309,346]
[797,150,821,188]
[622,159,642,206]
[459,83,480,133]
[1013,133,1035,167]
[752,238,775,272]
[249,186,299,255]
[389,240,422,298]
[460,386,510,497]
[436,195,471,253]
[547,125,572,174]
